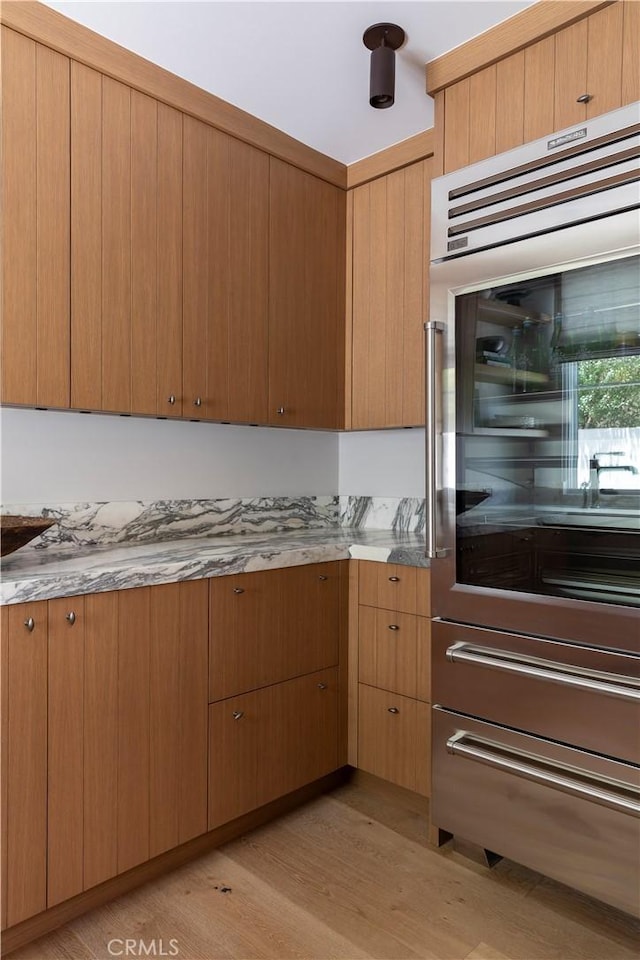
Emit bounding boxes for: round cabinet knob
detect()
[276,406,285,416]
[194,397,202,408]
[387,707,400,715]
[388,576,400,583]
[233,587,245,595]
[232,710,244,721]
[318,575,328,581]
[24,617,35,632]
[167,395,176,405]
[66,611,76,626]
[317,682,328,690]
[388,624,400,631]
[576,93,592,103]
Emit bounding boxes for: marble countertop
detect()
[0,528,428,605]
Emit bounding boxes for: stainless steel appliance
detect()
[427,102,640,916]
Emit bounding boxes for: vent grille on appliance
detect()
[431,105,640,262]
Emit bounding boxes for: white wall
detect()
[0,408,339,502]
[338,429,425,498]
[1,410,426,503]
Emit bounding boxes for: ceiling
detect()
[43,0,536,164]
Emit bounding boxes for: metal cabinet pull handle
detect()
[388,576,400,582]
[388,707,400,714]
[276,406,285,416]
[167,395,176,405]
[425,319,446,559]
[317,682,328,690]
[232,710,244,720]
[447,732,640,818]
[66,611,76,626]
[194,397,202,407]
[576,93,592,104]
[388,624,400,631]
[24,617,35,632]
[318,575,328,581]
[233,587,245,595]
[446,642,640,703]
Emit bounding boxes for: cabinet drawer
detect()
[357,684,430,796]
[209,563,340,701]
[359,607,432,701]
[359,561,430,616]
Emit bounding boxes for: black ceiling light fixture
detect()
[363,22,405,109]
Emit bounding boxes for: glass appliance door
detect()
[455,253,640,608]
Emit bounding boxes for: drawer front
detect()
[358,684,430,795]
[432,708,640,917]
[359,606,418,698]
[432,620,640,764]
[359,561,417,614]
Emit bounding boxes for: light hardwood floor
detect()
[7,772,640,960]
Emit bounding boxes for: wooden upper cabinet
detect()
[269,158,346,429]
[71,67,183,415]
[442,1,635,174]
[350,159,430,429]
[1,28,70,408]
[183,118,269,423]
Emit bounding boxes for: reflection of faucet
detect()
[587,452,639,507]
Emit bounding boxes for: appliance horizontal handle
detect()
[446,642,640,703]
[447,732,640,819]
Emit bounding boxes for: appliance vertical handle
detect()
[425,320,445,559]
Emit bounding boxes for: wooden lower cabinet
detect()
[358,684,430,796]
[208,667,339,829]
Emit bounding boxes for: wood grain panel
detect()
[6,603,47,926]
[351,182,372,428]
[280,563,340,683]
[182,115,209,416]
[1,0,347,188]
[346,129,435,188]
[415,567,431,618]
[84,591,118,889]
[416,617,432,704]
[36,43,70,408]
[402,159,427,426]
[149,583,181,857]
[343,189,354,430]
[228,139,269,424]
[523,36,556,142]
[622,0,640,105]
[209,691,260,829]
[358,684,417,793]
[1,27,37,405]
[268,158,344,428]
[468,65,496,164]
[426,1,612,94]
[117,588,150,873]
[364,176,387,426]
[205,127,230,421]
[1,607,8,931]
[495,52,525,153]
[385,171,405,426]
[337,561,350,768]
[347,561,360,768]
[47,597,84,907]
[358,606,417,699]
[359,561,418,615]
[102,77,131,412]
[156,104,183,416]
[415,700,432,798]
[553,19,588,130]
[586,2,623,118]
[178,580,209,843]
[70,62,102,410]
[443,78,470,173]
[131,91,158,416]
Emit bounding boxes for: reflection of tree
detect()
[578,357,640,429]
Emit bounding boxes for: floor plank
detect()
[7,773,640,960]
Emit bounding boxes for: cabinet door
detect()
[1,29,70,408]
[3,603,48,927]
[208,688,261,829]
[150,581,208,856]
[269,158,345,429]
[351,161,429,428]
[48,596,85,907]
[358,684,418,792]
